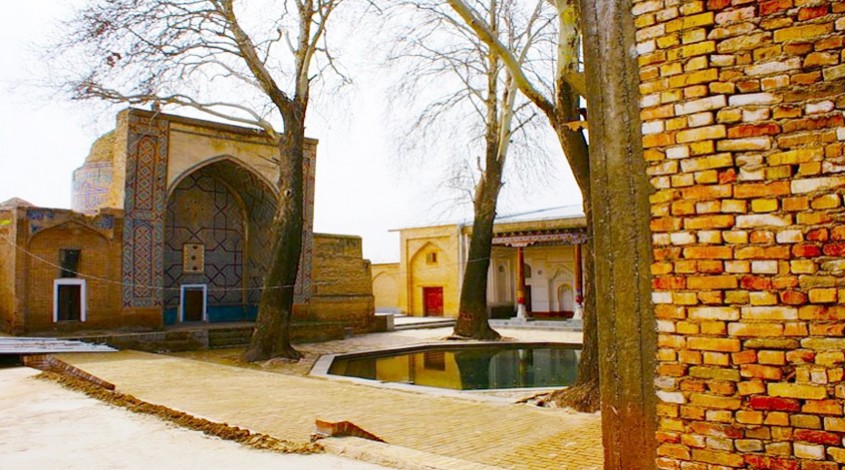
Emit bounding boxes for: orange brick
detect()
[741,364,783,380]
[738,380,766,395]
[700,321,727,336]
[651,216,684,232]
[768,383,827,400]
[729,322,784,337]
[774,23,833,43]
[679,350,702,364]
[680,184,732,200]
[733,181,790,199]
[691,449,744,467]
[657,443,691,459]
[732,350,757,365]
[654,276,686,290]
[683,246,733,259]
[759,0,792,15]
[688,337,741,352]
[697,260,724,273]
[676,125,726,143]
[782,196,809,212]
[659,363,688,377]
[684,215,735,230]
[734,246,790,259]
[803,400,842,415]
[758,350,785,365]
[808,288,837,304]
[644,133,676,148]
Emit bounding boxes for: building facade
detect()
[0,109,374,334]
[373,206,587,318]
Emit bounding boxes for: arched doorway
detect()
[408,241,450,316]
[163,158,276,324]
[557,284,574,313]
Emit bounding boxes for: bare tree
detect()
[446,0,598,411]
[387,0,549,339]
[54,0,352,361]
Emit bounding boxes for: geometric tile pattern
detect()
[122,116,169,308]
[296,152,316,303]
[163,171,245,310]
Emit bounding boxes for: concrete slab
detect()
[0,337,115,355]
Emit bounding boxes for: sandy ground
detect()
[0,367,388,470]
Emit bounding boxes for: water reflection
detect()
[329,345,580,390]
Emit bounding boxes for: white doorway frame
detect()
[53,278,87,323]
[179,284,208,322]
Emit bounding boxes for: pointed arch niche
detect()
[408,241,451,316]
[163,157,277,324]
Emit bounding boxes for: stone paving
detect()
[58,327,603,470]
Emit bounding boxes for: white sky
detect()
[0,1,582,263]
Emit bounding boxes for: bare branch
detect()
[446,0,582,114]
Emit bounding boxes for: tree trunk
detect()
[543,90,600,412]
[452,151,503,340]
[453,11,507,341]
[545,195,600,412]
[242,106,306,362]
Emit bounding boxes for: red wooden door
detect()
[423,287,444,316]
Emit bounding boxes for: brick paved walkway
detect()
[58,328,603,470]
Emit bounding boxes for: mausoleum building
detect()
[0,109,375,335]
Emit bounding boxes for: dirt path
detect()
[0,367,388,470]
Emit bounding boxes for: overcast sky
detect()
[0,1,582,263]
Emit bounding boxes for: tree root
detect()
[449,327,502,341]
[242,344,303,363]
[539,379,601,413]
[37,371,321,454]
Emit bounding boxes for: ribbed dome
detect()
[84,130,115,163]
[0,198,35,210]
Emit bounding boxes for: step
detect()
[393,320,456,331]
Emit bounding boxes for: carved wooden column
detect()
[573,243,583,319]
[515,245,528,319]
[580,0,657,468]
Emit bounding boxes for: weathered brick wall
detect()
[302,234,375,332]
[0,210,15,331]
[371,263,400,312]
[633,0,845,467]
[25,219,125,332]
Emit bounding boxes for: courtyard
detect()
[4,326,602,470]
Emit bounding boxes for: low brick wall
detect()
[69,322,347,353]
[70,330,209,353]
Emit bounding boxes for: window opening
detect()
[59,249,81,278]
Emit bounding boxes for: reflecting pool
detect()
[327,343,580,390]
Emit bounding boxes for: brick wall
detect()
[633,0,845,468]
[0,210,14,331]
[26,220,124,331]
[303,234,375,332]
[371,263,400,312]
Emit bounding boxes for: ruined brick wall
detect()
[634,0,845,467]
[302,234,375,332]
